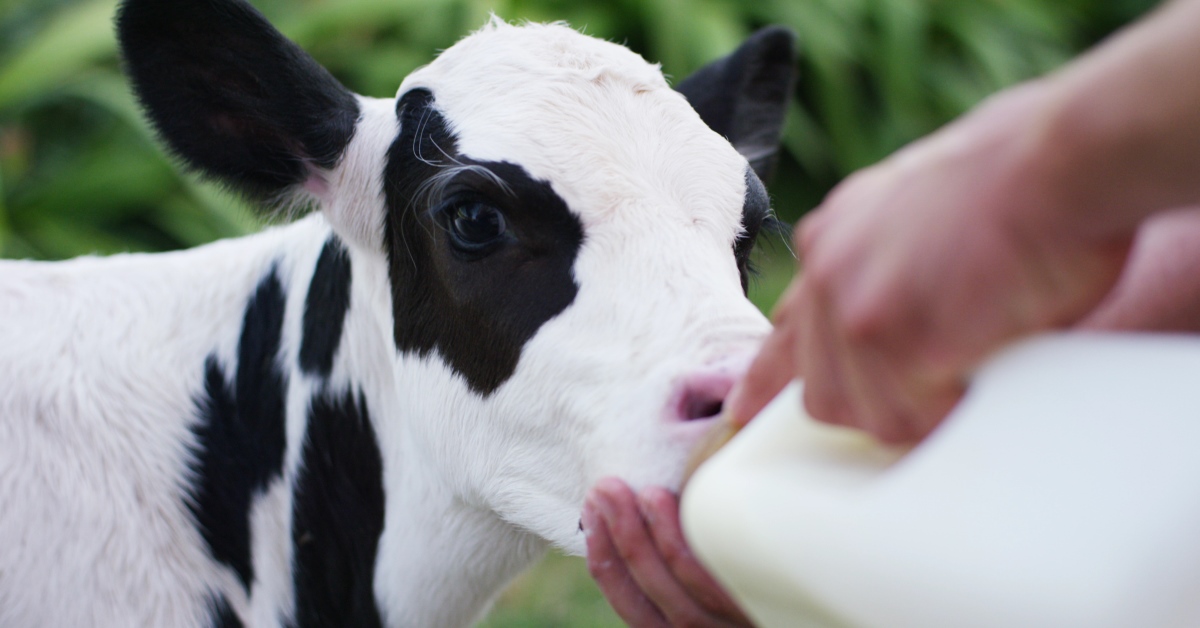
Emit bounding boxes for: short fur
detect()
[0,2,794,626]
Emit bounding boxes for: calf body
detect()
[0,2,794,626]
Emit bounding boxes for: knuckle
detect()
[618,541,654,570]
[842,296,891,345]
[606,519,640,548]
[657,537,687,568]
[661,551,688,578]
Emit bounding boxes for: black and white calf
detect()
[0,0,795,626]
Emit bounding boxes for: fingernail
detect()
[581,501,600,537]
[636,491,655,525]
[593,476,625,498]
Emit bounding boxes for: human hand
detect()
[1080,207,1200,333]
[726,0,1200,441]
[583,477,753,627]
[728,82,1133,442]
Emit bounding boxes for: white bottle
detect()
[682,333,1200,628]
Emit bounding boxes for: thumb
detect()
[726,326,795,427]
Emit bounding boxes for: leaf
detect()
[0,0,118,111]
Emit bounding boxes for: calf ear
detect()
[116,0,360,203]
[676,26,796,182]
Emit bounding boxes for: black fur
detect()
[676,26,797,181]
[116,0,360,200]
[290,389,385,628]
[300,237,353,377]
[382,89,585,395]
[209,593,245,628]
[189,269,289,592]
[736,170,772,292]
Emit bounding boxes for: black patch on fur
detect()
[290,389,385,628]
[189,269,289,592]
[116,0,360,200]
[676,26,797,182]
[300,237,352,377]
[209,593,245,628]
[382,88,585,394]
[736,169,772,293]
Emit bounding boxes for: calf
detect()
[0,1,794,626]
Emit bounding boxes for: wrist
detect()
[1021,0,1200,238]
[1024,80,1156,239]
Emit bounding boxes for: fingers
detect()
[795,273,964,443]
[584,478,753,627]
[584,485,668,628]
[725,324,794,427]
[782,160,975,441]
[638,487,754,625]
[796,274,938,442]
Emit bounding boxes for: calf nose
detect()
[669,356,753,422]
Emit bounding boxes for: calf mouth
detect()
[682,414,741,487]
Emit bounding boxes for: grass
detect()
[480,552,625,627]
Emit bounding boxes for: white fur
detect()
[0,20,770,628]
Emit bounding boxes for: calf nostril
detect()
[683,392,725,421]
[673,361,748,423]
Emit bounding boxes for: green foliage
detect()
[0,0,258,259]
[0,0,1157,260]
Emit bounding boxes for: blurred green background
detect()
[0,0,1157,624]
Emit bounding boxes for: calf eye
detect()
[444,202,508,254]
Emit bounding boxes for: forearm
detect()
[1032,0,1200,236]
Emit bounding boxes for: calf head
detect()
[118,0,794,553]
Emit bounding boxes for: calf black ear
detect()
[116,0,360,201]
[676,26,797,183]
